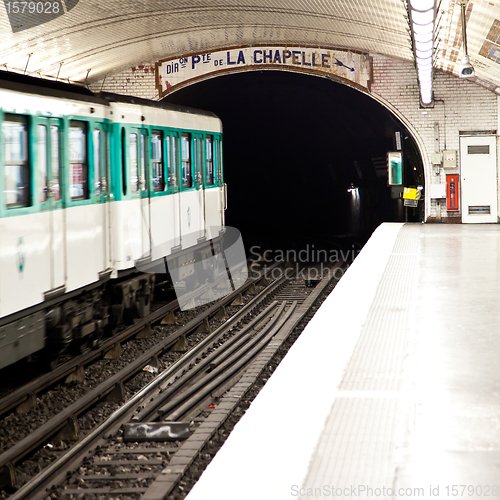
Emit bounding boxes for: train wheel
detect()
[41,355,59,372]
[72,339,88,355]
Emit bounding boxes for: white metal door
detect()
[139,131,151,258]
[194,135,206,241]
[93,125,111,270]
[39,118,66,291]
[460,135,498,223]
[170,134,181,248]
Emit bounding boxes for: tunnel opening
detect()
[162,70,424,250]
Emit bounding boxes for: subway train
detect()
[0,73,226,370]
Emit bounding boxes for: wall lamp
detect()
[409,0,435,105]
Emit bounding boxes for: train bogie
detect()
[0,312,45,369]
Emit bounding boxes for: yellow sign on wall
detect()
[403,187,421,200]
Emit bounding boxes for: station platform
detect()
[185,222,500,500]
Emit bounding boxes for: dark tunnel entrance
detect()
[162,71,424,247]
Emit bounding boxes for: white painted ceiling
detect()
[1,0,500,95]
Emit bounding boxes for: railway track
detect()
[0,262,268,486]
[0,260,253,419]
[0,261,346,500]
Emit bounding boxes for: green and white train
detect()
[0,73,226,370]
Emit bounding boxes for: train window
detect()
[38,123,61,203]
[213,138,219,184]
[130,133,139,193]
[181,133,192,188]
[50,124,61,201]
[93,130,101,196]
[102,130,109,194]
[206,136,214,186]
[37,124,48,203]
[165,136,172,189]
[121,128,127,196]
[69,121,89,200]
[193,138,197,184]
[140,133,147,193]
[212,138,221,184]
[152,131,164,192]
[170,135,179,189]
[218,139,223,184]
[194,137,203,186]
[3,115,30,208]
[93,129,109,197]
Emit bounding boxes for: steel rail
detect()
[0,266,284,490]
[161,302,298,422]
[134,300,284,422]
[141,271,342,500]
[0,301,181,418]
[0,259,257,418]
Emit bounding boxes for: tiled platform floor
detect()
[186,223,500,500]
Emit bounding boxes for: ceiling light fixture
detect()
[408,0,436,104]
[414,31,433,43]
[410,0,434,11]
[415,40,433,52]
[412,9,435,25]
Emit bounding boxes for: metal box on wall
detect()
[443,150,457,169]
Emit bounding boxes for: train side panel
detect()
[64,204,109,292]
[0,212,51,316]
[109,198,144,271]
[204,187,225,238]
[150,194,180,261]
[179,190,204,250]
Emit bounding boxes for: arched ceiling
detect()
[1,0,500,95]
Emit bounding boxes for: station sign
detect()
[155,46,373,97]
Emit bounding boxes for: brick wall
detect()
[89,64,159,100]
[91,54,499,221]
[371,54,498,221]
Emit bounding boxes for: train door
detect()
[180,133,195,249]
[130,128,151,259]
[460,134,498,223]
[92,124,111,269]
[193,134,206,240]
[38,118,66,291]
[139,130,151,258]
[167,133,181,249]
[217,138,225,228]
[204,135,224,238]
